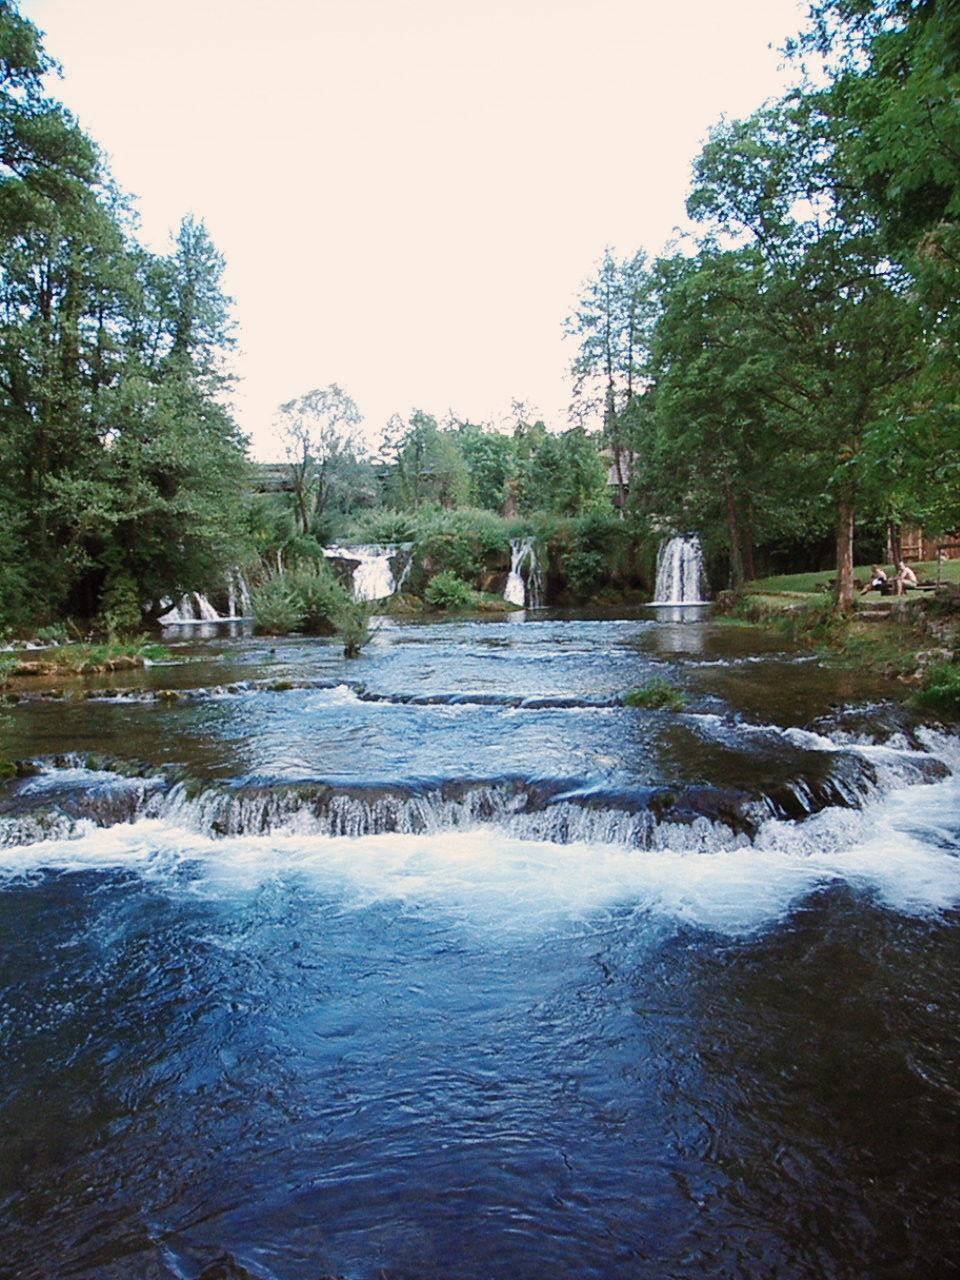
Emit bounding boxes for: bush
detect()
[251,575,303,635]
[251,564,353,635]
[295,566,352,634]
[98,571,143,639]
[336,601,376,657]
[623,678,686,711]
[415,508,511,584]
[342,509,418,545]
[911,662,960,720]
[35,623,71,645]
[539,511,642,602]
[424,571,476,610]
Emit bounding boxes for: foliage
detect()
[414,507,511,584]
[911,663,960,722]
[792,0,960,568]
[249,574,303,635]
[250,563,352,636]
[568,249,655,506]
[98,570,143,639]
[382,411,470,511]
[423,571,476,610]
[623,679,685,711]
[545,510,643,600]
[0,6,252,631]
[342,508,418,545]
[277,384,373,539]
[521,428,611,517]
[646,246,827,585]
[684,98,922,610]
[34,622,70,644]
[336,601,376,658]
[456,422,517,512]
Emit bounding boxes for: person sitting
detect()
[895,560,919,594]
[861,564,888,594]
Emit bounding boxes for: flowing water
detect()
[654,535,708,605]
[323,547,412,603]
[0,610,957,1279]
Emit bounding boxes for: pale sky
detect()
[22,0,806,459]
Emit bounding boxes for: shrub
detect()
[424,571,476,610]
[98,571,144,639]
[336,601,376,657]
[343,509,418,545]
[35,623,71,645]
[623,678,686,711]
[911,662,960,720]
[251,575,303,635]
[541,510,641,602]
[251,564,355,636]
[416,508,511,584]
[295,566,352,635]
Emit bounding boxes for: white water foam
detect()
[1,759,957,937]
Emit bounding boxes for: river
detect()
[1,609,957,1279]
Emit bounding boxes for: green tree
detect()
[792,0,960,544]
[648,248,790,584]
[568,248,654,508]
[0,4,252,628]
[455,420,517,512]
[385,410,470,511]
[687,98,921,609]
[524,427,610,517]
[277,383,364,538]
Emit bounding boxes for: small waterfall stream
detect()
[504,537,543,608]
[159,569,253,624]
[653,534,707,604]
[323,545,412,602]
[158,592,225,624]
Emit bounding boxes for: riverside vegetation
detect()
[715,559,960,720]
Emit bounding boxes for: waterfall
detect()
[504,538,543,608]
[653,534,707,604]
[226,568,252,619]
[158,593,223,624]
[159,569,253,625]
[324,545,405,602]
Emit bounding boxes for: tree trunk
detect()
[613,442,627,513]
[724,480,745,586]
[835,480,857,613]
[887,518,902,566]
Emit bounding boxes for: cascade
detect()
[226,568,252,618]
[504,537,543,608]
[324,545,406,602]
[158,592,223,624]
[653,534,707,604]
[159,569,252,624]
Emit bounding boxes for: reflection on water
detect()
[648,618,709,652]
[0,611,957,1279]
[161,618,255,642]
[644,602,712,626]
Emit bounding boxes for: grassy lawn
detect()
[746,560,960,596]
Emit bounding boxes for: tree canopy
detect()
[0,2,251,632]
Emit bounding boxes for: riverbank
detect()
[716,561,960,718]
[0,639,169,685]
